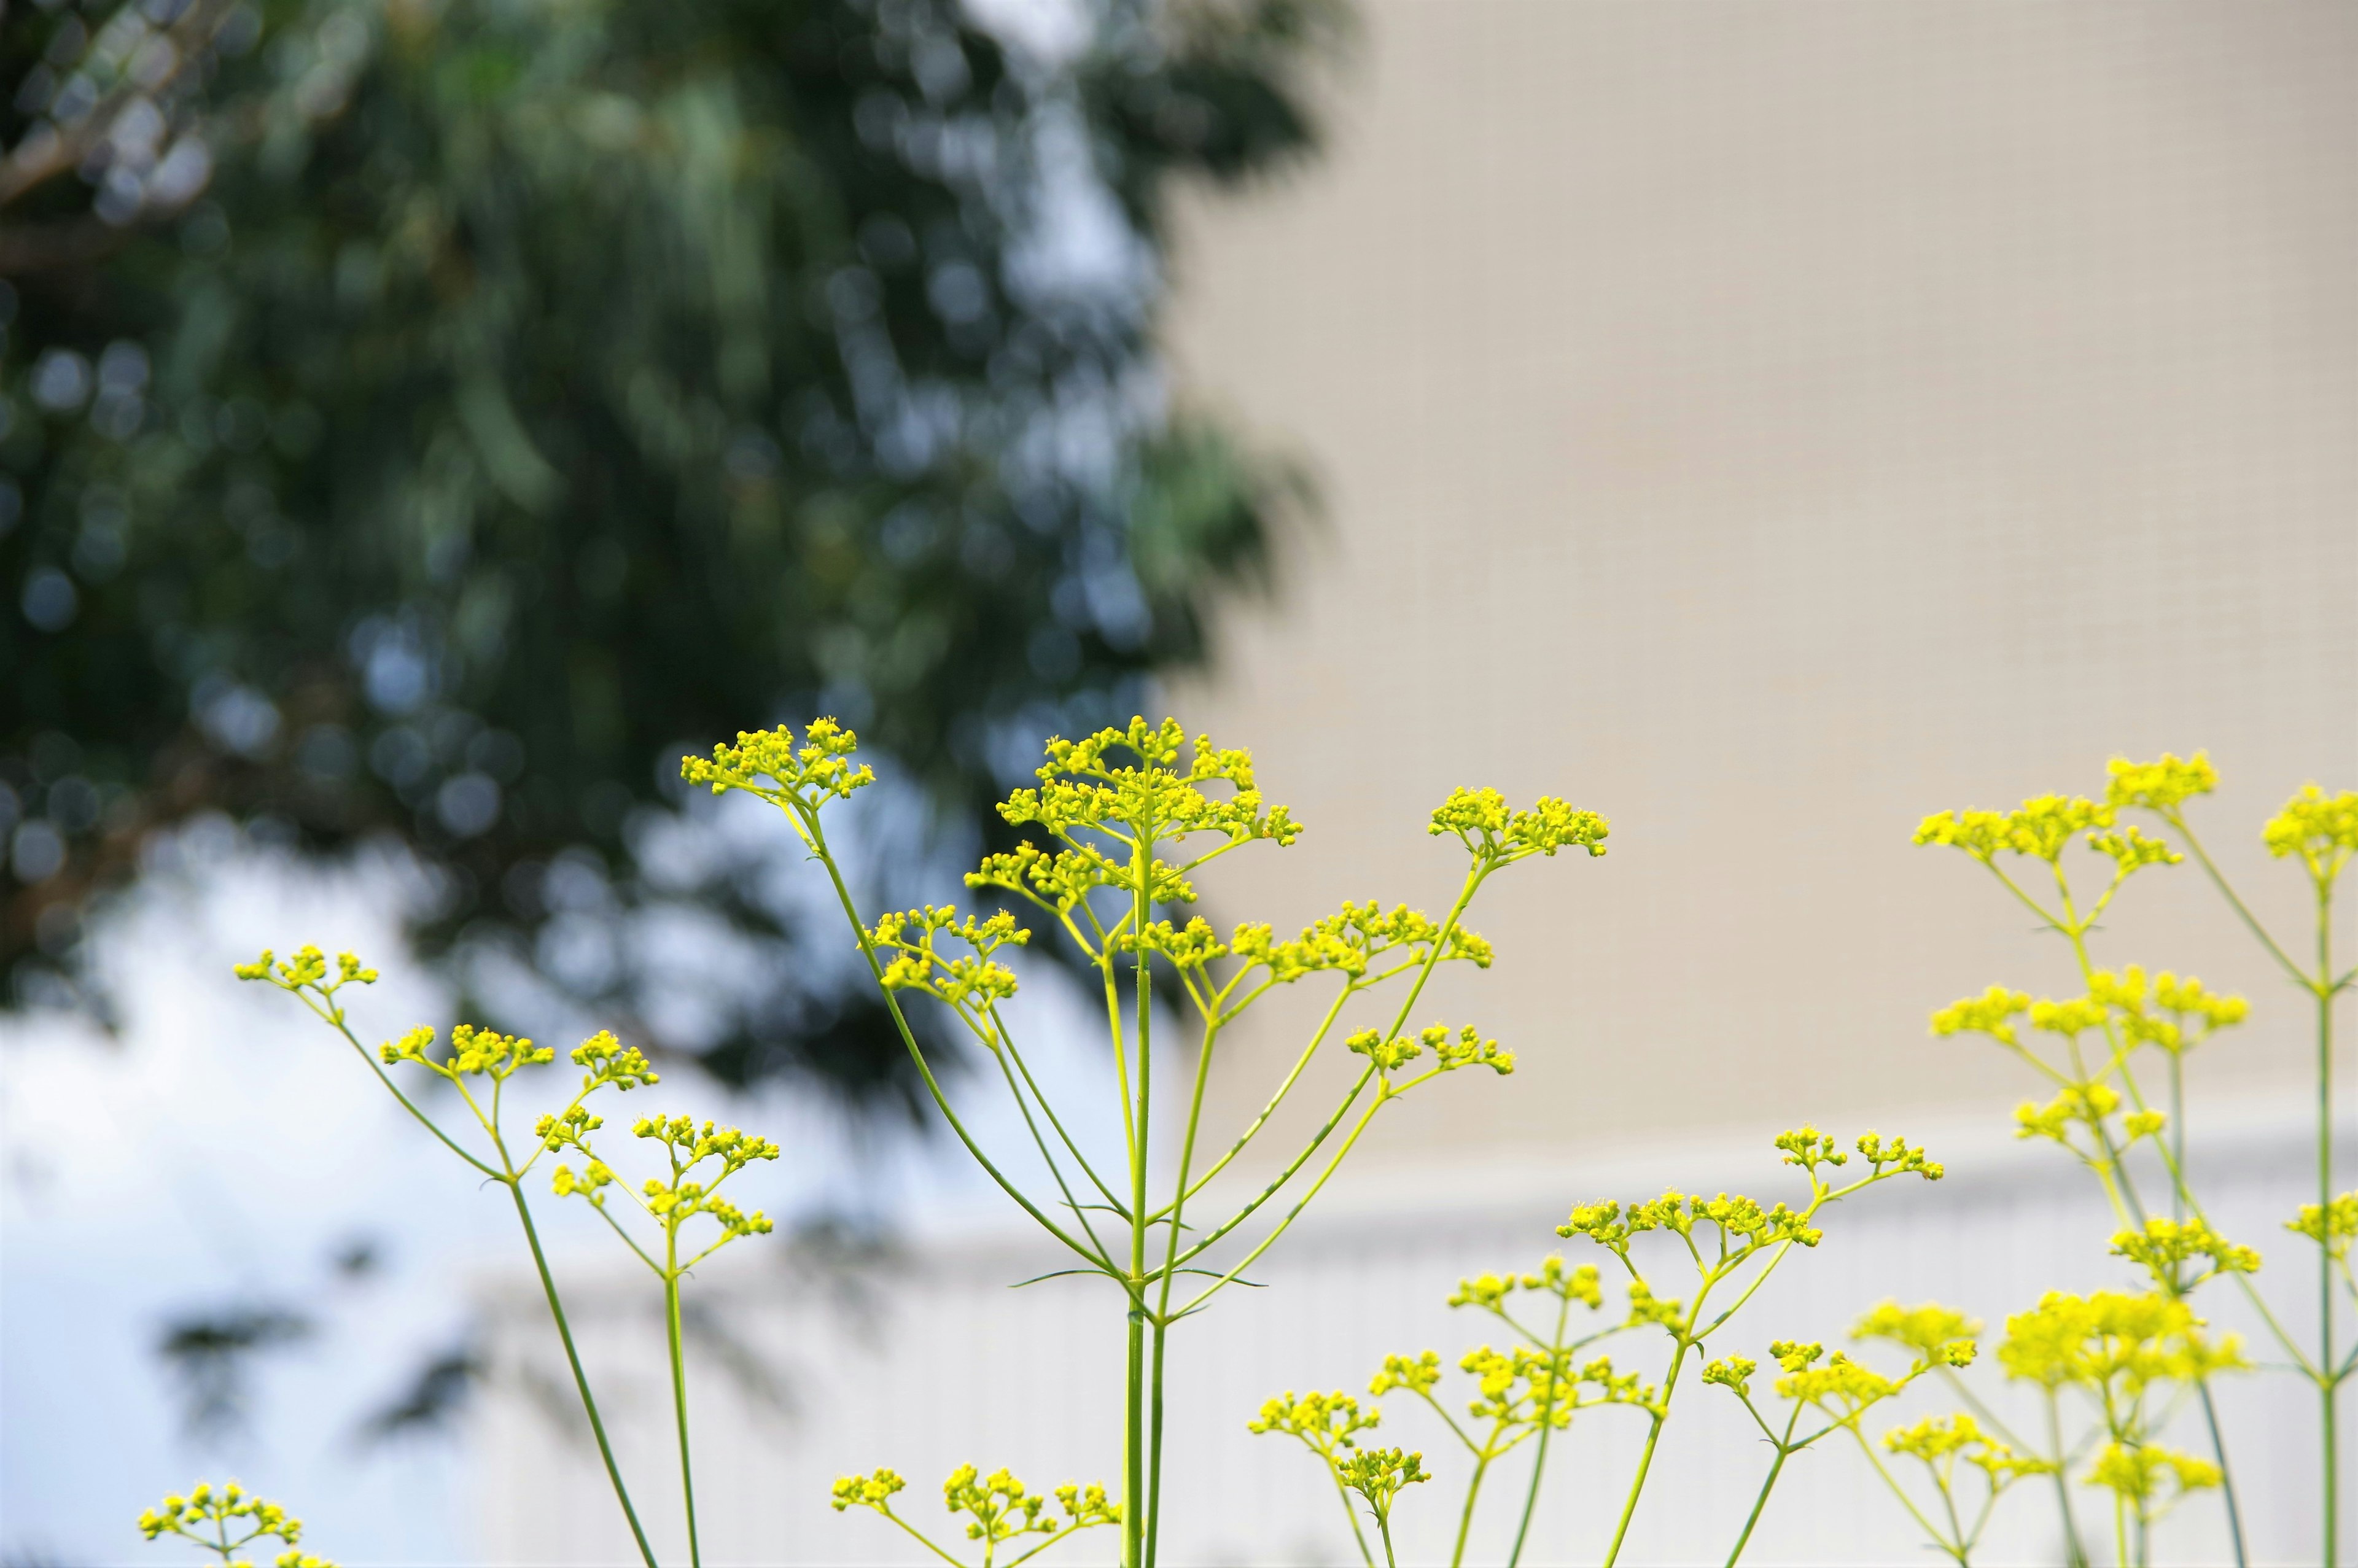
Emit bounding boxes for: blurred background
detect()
[2,1,2352,1564]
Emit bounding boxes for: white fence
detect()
[477,1095,2351,1566]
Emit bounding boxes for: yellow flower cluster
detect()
[379,1023,554,1081]
[137,1481,335,1568]
[1914,796,2114,864]
[1345,1022,1512,1078]
[1702,1355,1756,1399]
[2263,783,2358,881]
[2090,967,2249,1055]
[2104,752,2217,812]
[682,718,876,810]
[967,839,1124,916]
[1229,901,1493,985]
[1883,1413,2053,1485]
[1557,1192,1814,1254]
[829,1462,1117,1566]
[869,907,1031,1007]
[232,946,377,995]
[1427,787,1610,863]
[1852,1300,1981,1364]
[1929,987,2028,1044]
[1999,1290,2245,1396]
[547,1114,782,1260]
[1337,1446,1430,1519]
[1367,1352,1441,1399]
[1773,1346,1896,1413]
[2110,1217,2260,1284]
[1002,718,1301,850]
[2287,1192,2358,1256]
[831,1468,908,1512]
[2015,1082,2120,1146]
[1250,1388,1383,1449]
[2087,1442,2222,1505]
[1447,1255,1604,1313]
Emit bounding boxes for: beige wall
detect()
[1158,1,2358,1171]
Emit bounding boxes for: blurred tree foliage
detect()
[0,0,1337,1106]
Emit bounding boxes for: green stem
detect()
[1375,1506,1399,1568]
[2040,1389,2087,1568]
[507,1181,658,1568]
[666,1239,701,1568]
[1318,1450,1375,1567]
[1450,1453,1492,1568]
[2197,1379,2247,1567]
[808,824,1102,1263]
[1603,1408,1667,1567]
[1722,1443,1790,1567]
[2322,877,2340,1568]
[1504,1290,1575,1567]
[1130,839,1156,1568]
[1854,1424,1961,1564]
[1124,1303,1145,1568]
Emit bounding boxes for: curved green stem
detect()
[665,1258,701,1568]
[507,1181,658,1568]
[806,819,1102,1263]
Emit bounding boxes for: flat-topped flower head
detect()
[1001,718,1300,850]
[2111,1217,2260,1284]
[2106,752,2218,813]
[379,1023,553,1082]
[1883,1413,2055,1486]
[2288,1192,2358,1259]
[1229,901,1493,986]
[682,718,876,811]
[570,1030,659,1092]
[2015,1083,2120,1146]
[1914,796,2112,864]
[1853,1131,1942,1181]
[232,945,378,996]
[1702,1355,1757,1399]
[1428,787,1608,863]
[831,1459,1116,1559]
[2088,1442,2222,1507]
[1252,1387,1383,1446]
[2087,824,2181,877]
[1368,1351,1442,1399]
[1999,1289,2245,1394]
[1775,1349,1894,1413]
[1773,1126,1848,1175]
[137,1480,334,1567]
[1929,987,2029,1044]
[831,1469,908,1512]
[1852,1300,1981,1364]
[2263,783,2358,883]
[870,906,1031,1007]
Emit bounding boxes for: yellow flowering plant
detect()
[228,946,767,1568]
[1702,1303,1993,1566]
[829,1465,1121,1568]
[138,1481,335,1568]
[1253,1130,1945,1566]
[684,716,1608,1567]
[1918,753,2356,1566]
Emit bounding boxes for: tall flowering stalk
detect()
[685,716,1609,1567]
[1918,755,2356,1566]
[234,949,776,1568]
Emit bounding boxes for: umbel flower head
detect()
[137,1480,337,1568]
[830,1462,1118,1564]
[2263,783,2358,883]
